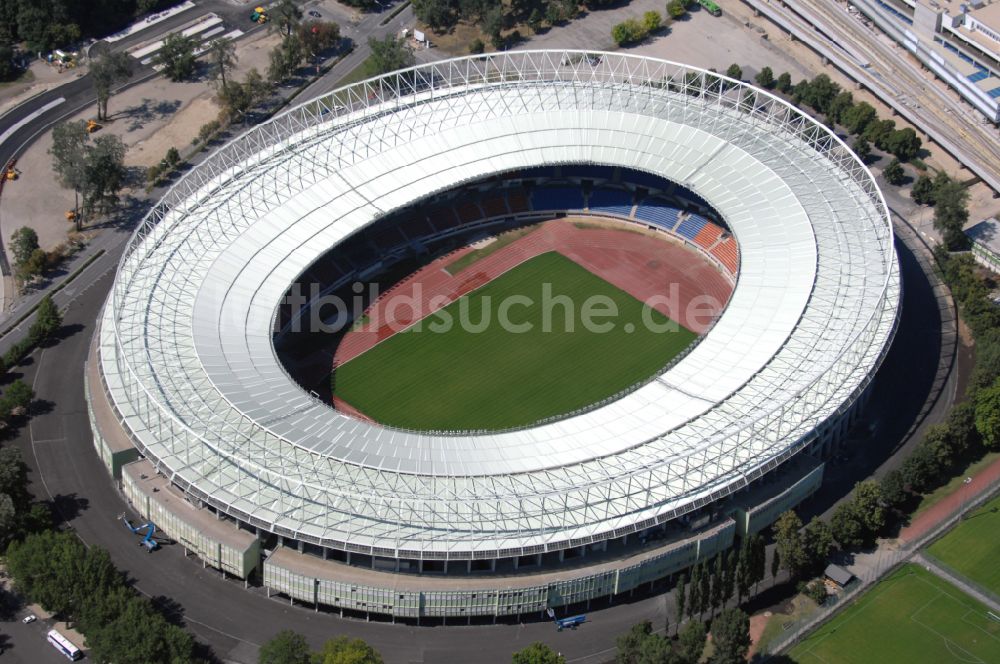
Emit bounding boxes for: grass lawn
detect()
[927,493,1000,597]
[444,225,540,275]
[333,252,696,430]
[788,564,1000,663]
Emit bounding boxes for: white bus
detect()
[46,629,82,661]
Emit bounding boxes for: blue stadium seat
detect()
[588,189,633,217]
[634,199,681,230]
[532,187,585,211]
[676,214,710,241]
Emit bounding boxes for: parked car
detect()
[21,614,36,624]
[308,10,321,17]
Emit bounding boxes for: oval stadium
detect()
[87,50,900,622]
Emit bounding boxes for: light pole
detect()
[960,476,973,520]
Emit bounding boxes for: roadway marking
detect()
[0,98,66,147]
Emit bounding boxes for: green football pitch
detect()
[789,564,1000,664]
[927,493,1000,597]
[333,252,696,430]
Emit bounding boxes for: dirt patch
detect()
[127,95,219,168]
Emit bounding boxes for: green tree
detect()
[643,11,662,33]
[48,120,89,221]
[366,35,414,78]
[675,573,687,625]
[88,595,193,664]
[933,177,970,250]
[527,8,544,31]
[804,579,827,605]
[688,562,702,618]
[708,608,751,664]
[698,559,710,617]
[750,534,766,590]
[826,90,854,125]
[884,127,921,161]
[754,66,774,89]
[801,517,834,575]
[883,158,905,186]
[854,480,886,539]
[208,37,238,89]
[616,621,654,664]
[911,173,935,205]
[722,549,736,607]
[735,538,752,602]
[853,136,871,162]
[667,0,688,18]
[9,226,39,270]
[830,501,865,549]
[773,510,808,579]
[513,642,565,664]
[155,32,198,82]
[976,376,1000,449]
[709,554,725,615]
[611,19,645,46]
[2,379,35,416]
[676,619,706,664]
[775,71,792,93]
[273,0,303,37]
[725,63,742,81]
[314,635,384,664]
[545,2,566,25]
[799,73,840,114]
[0,44,22,82]
[83,134,128,219]
[258,629,311,664]
[0,447,29,506]
[483,4,505,48]
[413,0,456,30]
[299,20,341,56]
[862,118,896,149]
[841,101,877,135]
[30,294,62,343]
[268,33,305,83]
[0,494,16,545]
[6,530,86,615]
[91,51,133,121]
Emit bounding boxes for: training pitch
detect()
[333,252,696,430]
[789,564,1000,663]
[927,493,1000,597]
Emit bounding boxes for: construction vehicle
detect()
[86,119,101,133]
[555,615,586,631]
[698,0,722,16]
[65,210,77,223]
[250,6,269,24]
[120,514,159,552]
[5,163,17,181]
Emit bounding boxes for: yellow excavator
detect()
[250,6,269,24]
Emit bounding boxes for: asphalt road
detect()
[0,613,67,664]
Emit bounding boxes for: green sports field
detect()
[333,252,696,430]
[927,493,1000,597]
[788,564,1000,664]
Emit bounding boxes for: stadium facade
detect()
[87,51,900,621]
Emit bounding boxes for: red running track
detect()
[332,218,734,367]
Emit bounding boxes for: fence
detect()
[760,475,1000,657]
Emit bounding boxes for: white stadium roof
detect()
[97,51,899,559]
